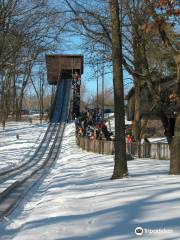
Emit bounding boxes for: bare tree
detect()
[0,0,68,122]
[137,0,180,174]
[109,0,128,179]
[63,0,180,176]
[30,67,48,124]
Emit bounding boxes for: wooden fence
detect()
[76,136,114,155]
[76,136,170,160]
[126,142,170,160]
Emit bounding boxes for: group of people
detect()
[75,110,113,141]
[74,109,151,144]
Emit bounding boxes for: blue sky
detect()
[50,35,133,101]
[44,0,133,100]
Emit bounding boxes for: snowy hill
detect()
[0,122,180,239]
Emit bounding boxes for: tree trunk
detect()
[17,95,23,121]
[109,0,128,179]
[170,52,180,174]
[133,77,141,139]
[39,95,44,124]
[169,116,180,174]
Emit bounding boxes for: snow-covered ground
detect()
[0,121,47,171]
[0,122,180,239]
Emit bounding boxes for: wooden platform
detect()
[46,54,83,84]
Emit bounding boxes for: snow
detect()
[0,121,47,172]
[0,122,180,239]
[105,114,131,132]
[148,137,168,144]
